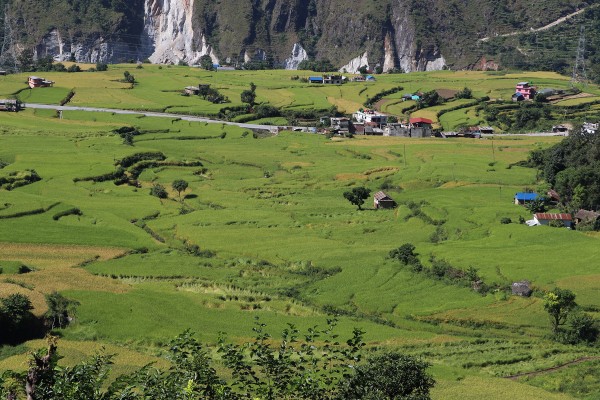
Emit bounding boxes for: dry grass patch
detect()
[363,166,400,176]
[0,243,127,269]
[16,267,130,294]
[370,149,398,161]
[0,282,47,315]
[0,338,170,373]
[327,96,362,113]
[335,173,367,181]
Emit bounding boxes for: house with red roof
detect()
[533,213,573,228]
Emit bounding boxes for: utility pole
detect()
[571,26,588,87]
[0,5,18,72]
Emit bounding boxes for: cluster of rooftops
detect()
[514,191,599,229]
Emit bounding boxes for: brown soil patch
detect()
[436,89,459,100]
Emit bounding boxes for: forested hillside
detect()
[0,1,599,76]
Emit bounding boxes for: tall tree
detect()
[172,179,189,200]
[544,287,577,333]
[343,187,371,210]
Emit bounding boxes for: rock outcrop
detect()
[4,0,589,72]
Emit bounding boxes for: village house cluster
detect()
[514,190,600,229]
[320,109,435,138]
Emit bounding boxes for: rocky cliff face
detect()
[4,0,591,72]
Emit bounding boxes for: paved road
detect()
[24,103,569,138]
[24,103,306,132]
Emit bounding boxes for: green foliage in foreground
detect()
[0,322,434,400]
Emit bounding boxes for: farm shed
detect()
[514,192,539,205]
[546,189,561,204]
[552,125,569,133]
[533,213,573,228]
[28,76,54,88]
[373,191,396,209]
[323,75,342,84]
[184,86,200,95]
[308,76,323,84]
[0,99,21,112]
[512,280,532,297]
[574,209,600,224]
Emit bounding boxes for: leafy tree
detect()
[95,62,108,71]
[417,90,444,109]
[67,64,81,73]
[1,293,33,327]
[199,55,214,70]
[172,179,189,200]
[560,311,599,344]
[526,198,546,213]
[150,183,168,199]
[44,292,80,329]
[123,71,135,84]
[389,243,419,265]
[17,49,35,72]
[544,287,577,333]
[343,187,371,210]
[241,82,257,107]
[0,293,34,344]
[297,59,335,72]
[52,63,67,72]
[35,56,54,72]
[455,87,473,99]
[339,352,435,400]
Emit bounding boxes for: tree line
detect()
[527,124,600,214]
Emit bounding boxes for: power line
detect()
[571,25,588,86]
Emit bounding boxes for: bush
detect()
[500,217,512,224]
[67,64,81,73]
[150,183,168,199]
[52,207,82,221]
[339,352,435,400]
[95,63,108,71]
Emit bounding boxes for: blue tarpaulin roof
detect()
[515,192,539,201]
[309,76,323,81]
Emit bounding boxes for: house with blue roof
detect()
[309,76,323,84]
[514,192,539,205]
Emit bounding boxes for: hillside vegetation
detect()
[0,0,599,75]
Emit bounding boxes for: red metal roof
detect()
[410,117,433,125]
[534,213,572,221]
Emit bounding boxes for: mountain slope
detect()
[0,0,598,74]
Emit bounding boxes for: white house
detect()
[353,109,388,127]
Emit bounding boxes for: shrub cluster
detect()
[389,243,507,294]
[52,207,82,221]
[118,152,167,168]
[0,169,41,190]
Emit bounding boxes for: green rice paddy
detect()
[0,67,598,399]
